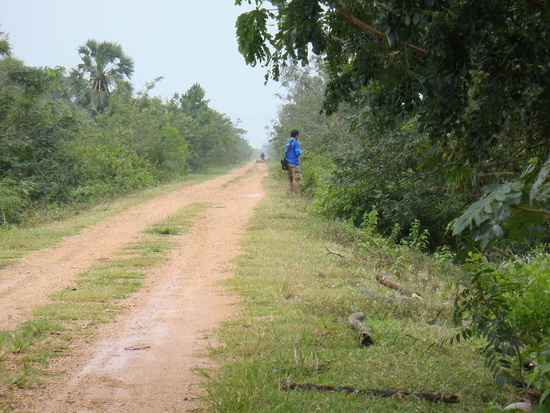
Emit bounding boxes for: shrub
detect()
[452,251,550,404]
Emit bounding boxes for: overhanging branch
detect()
[524,0,546,12]
[510,205,550,216]
[323,1,543,86]
[333,4,428,56]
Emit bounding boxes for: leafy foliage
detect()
[0,38,252,224]
[236,0,550,250]
[269,65,466,247]
[453,252,550,403]
[453,181,549,249]
[0,178,33,223]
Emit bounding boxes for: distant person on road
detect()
[260,152,266,163]
[284,129,303,198]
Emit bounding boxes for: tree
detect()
[70,39,133,114]
[176,84,253,169]
[179,83,209,116]
[0,30,10,56]
[235,0,550,248]
[0,52,80,221]
[272,64,467,246]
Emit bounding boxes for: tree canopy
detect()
[236,0,550,248]
[70,40,134,114]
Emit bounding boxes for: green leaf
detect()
[540,388,550,404]
[530,157,550,204]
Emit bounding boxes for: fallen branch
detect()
[277,380,459,404]
[351,283,407,302]
[348,312,374,346]
[124,345,150,351]
[376,274,421,299]
[325,247,347,258]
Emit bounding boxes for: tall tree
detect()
[179,83,209,116]
[71,39,133,114]
[0,30,10,56]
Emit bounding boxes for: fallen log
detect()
[276,380,459,404]
[376,274,421,299]
[124,345,150,351]
[348,312,374,346]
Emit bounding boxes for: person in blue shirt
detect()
[285,129,303,198]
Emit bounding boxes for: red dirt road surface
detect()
[2,163,267,412]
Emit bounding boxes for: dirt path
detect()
[5,163,268,412]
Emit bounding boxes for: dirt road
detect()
[4,163,267,412]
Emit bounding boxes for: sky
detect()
[1,0,286,149]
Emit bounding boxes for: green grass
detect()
[146,202,212,236]
[201,167,516,413]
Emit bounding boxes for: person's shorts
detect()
[287,163,302,182]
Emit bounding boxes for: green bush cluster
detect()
[453,251,550,401]
[312,146,465,250]
[0,41,252,224]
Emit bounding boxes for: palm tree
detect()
[71,39,134,114]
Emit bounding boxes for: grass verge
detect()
[201,167,515,412]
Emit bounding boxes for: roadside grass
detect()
[0,202,210,410]
[202,168,512,412]
[146,202,213,236]
[0,166,233,269]
[222,166,255,188]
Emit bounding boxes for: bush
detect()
[453,251,550,404]
[66,138,157,200]
[313,149,465,249]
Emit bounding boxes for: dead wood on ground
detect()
[276,380,459,404]
[348,312,374,346]
[376,274,421,299]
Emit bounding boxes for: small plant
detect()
[402,219,430,251]
[389,222,402,244]
[433,245,455,264]
[359,206,379,233]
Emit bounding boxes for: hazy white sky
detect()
[1,0,286,149]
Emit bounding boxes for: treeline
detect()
[271,63,550,254]
[0,37,253,223]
